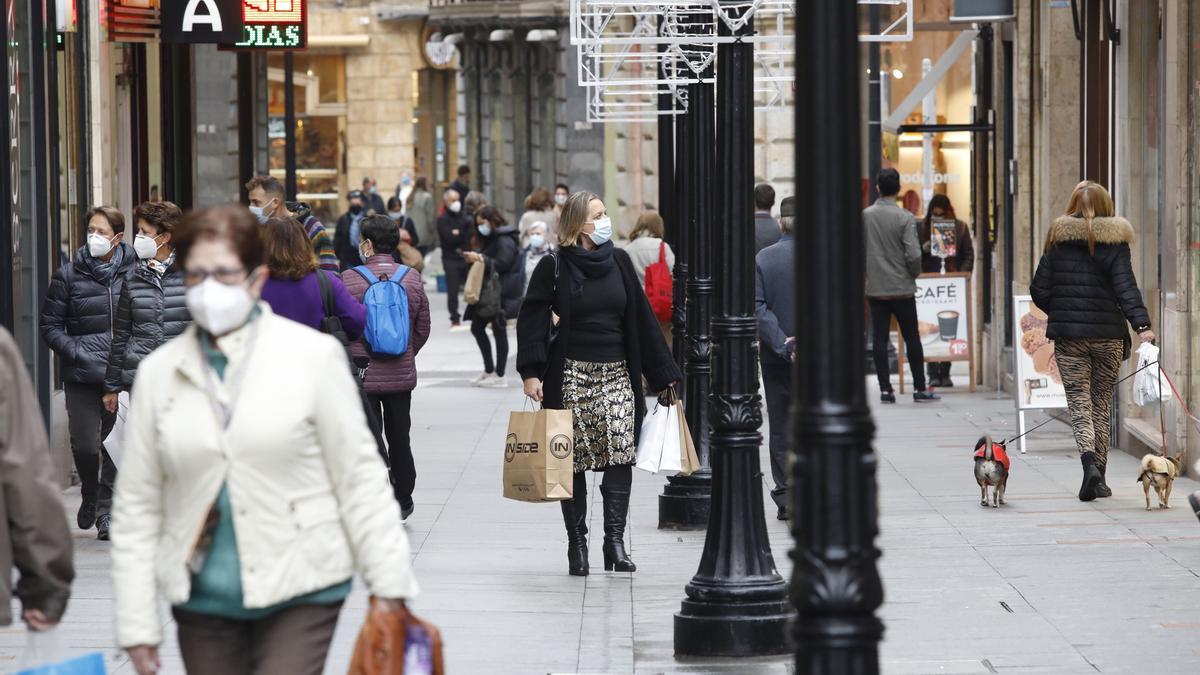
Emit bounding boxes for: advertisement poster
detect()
[913,273,971,362]
[1013,295,1067,410]
[930,219,958,259]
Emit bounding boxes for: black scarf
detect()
[558,241,615,296]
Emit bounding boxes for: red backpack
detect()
[645,241,673,323]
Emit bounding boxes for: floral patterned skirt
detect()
[561,358,636,473]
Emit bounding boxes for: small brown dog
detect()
[1137,453,1182,511]
[974,436,1010,508]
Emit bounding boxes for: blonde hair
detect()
[1047,180,1114,255]
[558,191,601,247]
[629,211,664,240]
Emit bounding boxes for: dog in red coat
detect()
[974,435,1010,508]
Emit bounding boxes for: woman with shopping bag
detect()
[517,191,681,577]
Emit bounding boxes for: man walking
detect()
[437,188,473,329]
[756,196,796,521]
[40,206,137,540]
[449,165,471,200]
[864,169,939,403]
[363,176,387,215]
[754,183,781,254]
[335,190,369,271]
[2,325,74,631]
[246,175,338,271]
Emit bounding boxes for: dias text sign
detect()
[235,0,307,50]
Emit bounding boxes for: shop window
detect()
[266,53,347,227]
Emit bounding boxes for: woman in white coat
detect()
[112,205,417,675]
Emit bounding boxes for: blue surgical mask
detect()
[528,234,546,249]
[388,211,403,221]
[477,223,491,237]
[248,204,268,225]
[587,217,612,246]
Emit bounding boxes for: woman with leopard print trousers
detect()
[1031,181,1154,501]
[518,191,681,577]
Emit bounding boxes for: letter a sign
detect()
[162,0,243,43]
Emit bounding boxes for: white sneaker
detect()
[449,322,469,333]
[469,372,491,386]
[481,375,508,388]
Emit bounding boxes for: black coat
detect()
[437,211,473,259]
[473,226,523,319]
[103,261,192,392]
[334,210,366,271]
[517,248,682,444]
[1030,215,1151,354]
[40,244,138,385]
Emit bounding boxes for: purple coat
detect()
[261,270,366,340]
[342,255,431,394]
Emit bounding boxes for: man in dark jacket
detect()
[40,205,136,539]
[448,164,471,202]
[363,176,387,215]
[1,325,74,630]
[335,190,369,271]
[754,183,781,254]
[246,175,338,271]
[102,201,191,418]
[755,196,795,521]
[437,188,473,328]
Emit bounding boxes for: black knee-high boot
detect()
[599,485,636,572]
[560,474,589,576]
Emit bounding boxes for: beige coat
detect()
[0,327,74,626]
[112,304,417,648]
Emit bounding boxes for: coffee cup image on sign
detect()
[937,310,959,341]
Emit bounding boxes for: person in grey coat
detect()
[863,169,938,404]
[755,196,796,521]
[103,201,191,406]
[754,183,781,254]
[40,205,137,539]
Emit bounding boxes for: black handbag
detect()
[315,270,351,348]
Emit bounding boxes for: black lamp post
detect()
[673,2,793,656]
[791,1,884,672]
[659,65,715,530]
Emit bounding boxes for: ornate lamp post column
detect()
[673,2,793,656]
[791,1,885,672]
[659,63,714,530]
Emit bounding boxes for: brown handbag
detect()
[348,598,445,675]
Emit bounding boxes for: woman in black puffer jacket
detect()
[1030,181,1154,502]
[103,202,191,406]
[462,205,523,388]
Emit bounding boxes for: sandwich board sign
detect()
[896,272,975,393]
[161,0,243,44]
[1012,295,1068,452]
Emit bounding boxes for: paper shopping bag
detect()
[636,403,674,474]
[677,399,701,476]
[101,391,130,469]
[463,260,486,304]
[503,408,574,502]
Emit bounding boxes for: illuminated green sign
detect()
[236,23,304,49]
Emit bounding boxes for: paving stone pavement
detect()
[3,294,1199,674]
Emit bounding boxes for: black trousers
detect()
[760,357,792,509]
[868,297,927,392]
[64,382,117,516]
[367,391,416,508]
[442,256,469,323]
[471,315,508,377]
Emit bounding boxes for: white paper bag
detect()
[636,403,682,474]
[1133,343,1172,407]
[102,391,130,469]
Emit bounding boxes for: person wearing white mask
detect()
[112,204,419,675]
[40,205,137,540]
[516,191,681,577]
[102,202,193,490]
[437,188,474,329]
[521,221,555,292]
[554,183,570,217]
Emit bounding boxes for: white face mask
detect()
[477,223,491,237]
[555,194,568,206]
[88,233,116,258]
[449,201,462,213]
[587,217,613,246]
[248,201,272,225]
[186,275,257,337]
[133,233,162,260]
[388,211,403,222]
[528,234,546,249]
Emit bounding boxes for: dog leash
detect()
[999,359,1162,448]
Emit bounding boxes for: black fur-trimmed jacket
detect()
[1030,215,1151,351]
[103,260,192,392]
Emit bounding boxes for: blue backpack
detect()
[353,265,412,356]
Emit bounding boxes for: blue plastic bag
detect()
[14,630,106,675]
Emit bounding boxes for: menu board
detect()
[914,273,971,362]
[930,219,958,259]
[1013,295,1067,410]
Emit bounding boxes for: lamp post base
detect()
[658,472,712,530]
[674,595,794,657]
